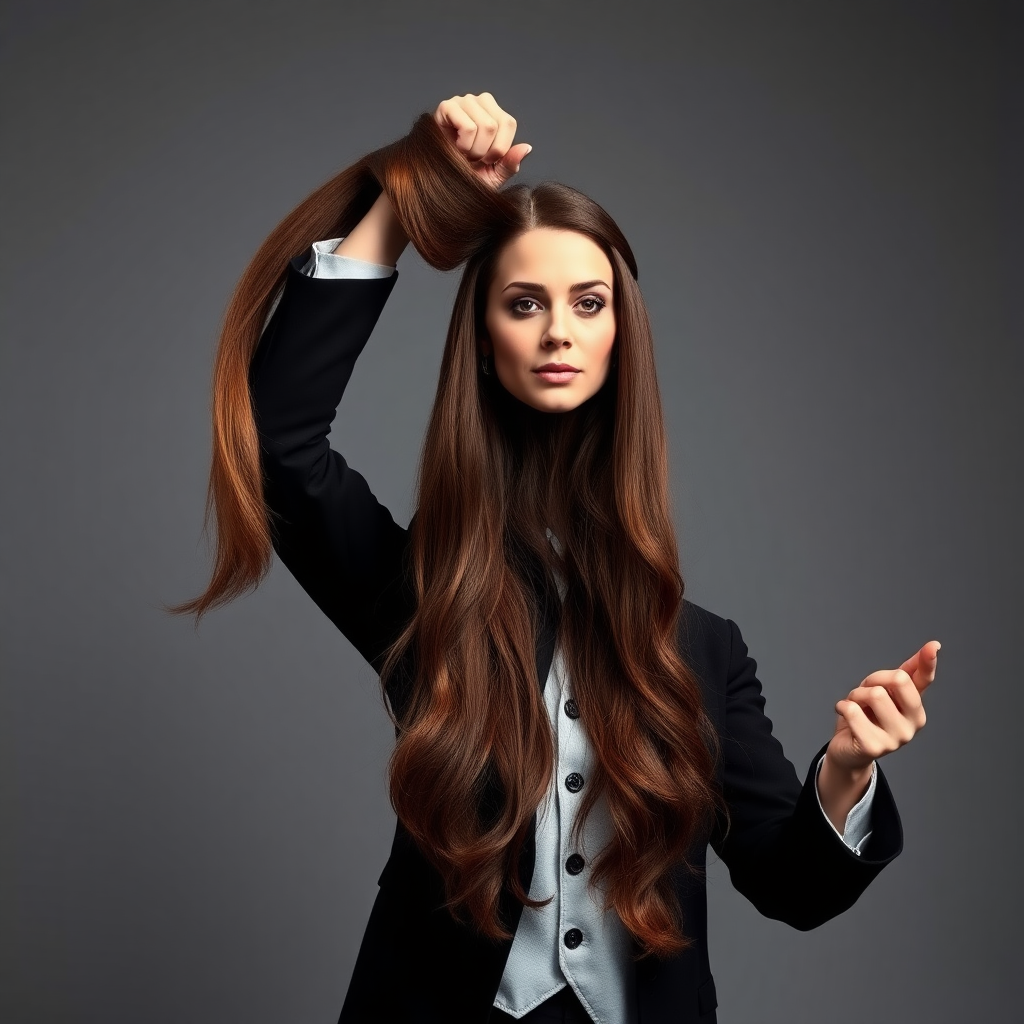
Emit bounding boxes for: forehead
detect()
[491,228,613,287]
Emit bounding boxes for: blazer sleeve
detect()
[248,249,412,672]
[709,616,904,930]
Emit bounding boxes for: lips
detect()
[533,366,581,384]
[533,364,580,373]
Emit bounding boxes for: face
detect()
[483,228,617,413]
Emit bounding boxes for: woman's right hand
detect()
[433,92,533,190]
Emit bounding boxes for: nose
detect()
[543,308,572,349]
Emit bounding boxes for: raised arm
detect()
[249,195,414,672]
[245,97,534,669]
[176,93,535,642]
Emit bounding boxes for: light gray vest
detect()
[493,530,638,1024]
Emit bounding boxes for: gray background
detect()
[2,1,1020,1021]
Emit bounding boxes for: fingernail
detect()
[935,643,942,654]
[523,145,533,156]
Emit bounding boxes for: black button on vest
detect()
[565,772,584,793]
[564,928,583,949]
[565,853,585,875]
[564,698,579,719]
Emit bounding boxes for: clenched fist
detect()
[433,91,533,190]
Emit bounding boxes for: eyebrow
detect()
[501,279,611,294]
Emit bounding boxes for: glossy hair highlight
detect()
[171,112,727,958]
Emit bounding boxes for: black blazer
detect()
[248,252,904,1024]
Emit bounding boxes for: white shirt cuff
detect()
[814,753,877,856]
[261,236,396,334]
[302,237,395,278]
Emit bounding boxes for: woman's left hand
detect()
[827,640,941,773]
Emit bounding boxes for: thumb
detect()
[500,142,533,177]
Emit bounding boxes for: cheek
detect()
[596,322,617,360]
[490,322,533,363]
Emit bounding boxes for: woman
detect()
[173,92,939,1023]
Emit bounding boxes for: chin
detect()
[520,392,589,414]
[494,374,605,414]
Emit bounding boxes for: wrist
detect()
[822,750,874,786]
[332,191,410,266]
[818,752,874,835]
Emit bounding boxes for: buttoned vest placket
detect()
[493,531,637,1023]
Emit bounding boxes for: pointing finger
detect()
[900,641,941,694]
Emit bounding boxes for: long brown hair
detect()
[171,112,727,959]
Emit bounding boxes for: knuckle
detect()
[895,669,914,686]
[479,90,495,101]
[506,114,517,128]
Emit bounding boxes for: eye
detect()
[577,296,606,315]
[510,297,541,315]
